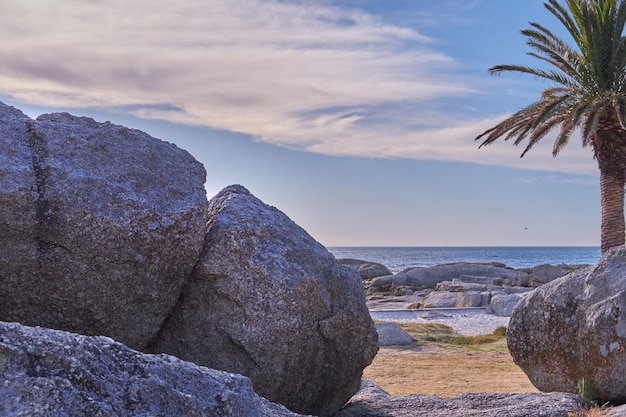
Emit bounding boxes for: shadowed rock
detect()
[334,380,586,417]
[0,103,208,350]
[0,321,308,417]
[149,185,378,417]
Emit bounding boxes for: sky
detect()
[0,0,605,247]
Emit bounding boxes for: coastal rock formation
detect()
[364,262,583,317]
[400,263,516,289]
[338,259,392,280]
[507,245,626,402]
[149,185,378,417]
[0,321,308,417]
[334,379,586,417]
[0,103,207,350]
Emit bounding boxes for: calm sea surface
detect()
[326,246,601,272]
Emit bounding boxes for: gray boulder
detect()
[487,293,523,317]
[0,103,207,350]
[368,274,393,293]
[0,321,309,417]
[507,245,626,402]
[529,264,575,287]
[404,263,516,289]
[334,379,586,417]
[149,185,378,417]
[338,258,392,280]
[420,291,459,308]
[375,322,415,346]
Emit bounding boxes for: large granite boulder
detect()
[334,379,585,417]
[507,245,626,402]
[149,185,378,417]
[0,321,307,417]
[0,103,208,350]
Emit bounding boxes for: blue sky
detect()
[0,0,603,246]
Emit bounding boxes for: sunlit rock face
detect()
[149,185,379,417]
[508,245,626,403]
[0,102,208,350]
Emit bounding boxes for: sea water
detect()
[327,246,601,272]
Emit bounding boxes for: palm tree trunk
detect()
[599,166,625,252]
[595,117,626,253]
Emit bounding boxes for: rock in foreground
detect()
[0,321,308,417]
[334,380,585,417]
[0,103,208,350]
[150,185,378,417]
[508,245,626,402]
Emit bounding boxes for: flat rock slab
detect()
[335,380,586,417]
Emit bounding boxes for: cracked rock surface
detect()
[0,102,208,350]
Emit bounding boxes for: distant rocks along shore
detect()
[338,259,589,317]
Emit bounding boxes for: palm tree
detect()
[476,0,626,253]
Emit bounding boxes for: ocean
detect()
[326,246,602,272]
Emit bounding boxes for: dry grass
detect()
[364,322,538,396]
[567,405,610,417]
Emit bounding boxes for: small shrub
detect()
[492,326,507,337]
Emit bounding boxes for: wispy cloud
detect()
[517,174,598,186]
[0,0,598,176]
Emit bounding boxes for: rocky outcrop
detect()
[338,259,392,280]
[365,262,583,317]
[375,322,414,346]
[0,103,208,350]
[334,380,586,417]
[507,245,626,403]
[401,263,517,289]
[0,321,309,417]
[149,185,378,417]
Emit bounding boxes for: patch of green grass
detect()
[384,321,508,348]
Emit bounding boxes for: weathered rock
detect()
[435,280,493,292]
[0,103,208,350]
[606,404,626,417]
[404,263,516,289]
[149,185,378,417]
[334,379,586,417]
[456,291,484,308]
[487,293,523,317]
[0,321,308,417]
[510,269,531,287]
[339,258,392,280]
[367,274,394,294]
[507,245,626,403]
[375,322,415,346]
[420,291,459,308]
[529,264,575,287]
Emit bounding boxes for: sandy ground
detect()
[363,342,537,397]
